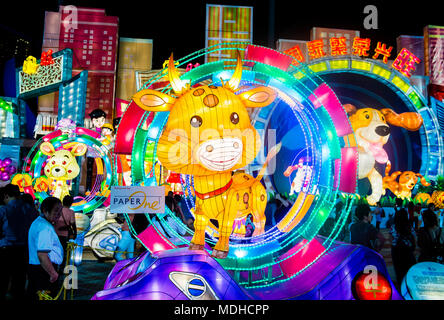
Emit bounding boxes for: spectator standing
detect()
[390,208,416,284]
[53,195,77,272]
[417,209,444,263]
[407,201,415,228]
[373,202,384,231]
[350,204,386,252]
[0,184,38,300]
[413,203,422,232]
[27,197,64,300]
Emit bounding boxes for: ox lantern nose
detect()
[375,125,390,137]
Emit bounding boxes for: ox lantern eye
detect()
[190,115,203,128]
[230,112,239,124]
[365,114,370,119]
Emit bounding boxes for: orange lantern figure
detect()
[132,52,279,258]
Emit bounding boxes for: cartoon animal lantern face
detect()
[133,55,275,176]
[40,142,87,200]
[344,104,423,205]
[132,53,277,258]
[383,160,430,199]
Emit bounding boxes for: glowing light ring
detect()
[24,130,113,213]
[305,55,443,179]
[120,43,356,286]
[133,46,340,256]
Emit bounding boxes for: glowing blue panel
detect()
[57,70,88,126]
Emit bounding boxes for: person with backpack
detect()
[390,208,417,284]
[417,209,444,263]
[0,184,38,300]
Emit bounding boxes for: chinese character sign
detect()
[330,37,348,56]
[283,45,305,65]
[392,48,421,78]
[291,35,420,79]
[308,40,326,60]
[352,37,371,57]
[372,42,393,64]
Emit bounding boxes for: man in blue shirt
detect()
[0,184,38,300]
[27,197,64,300]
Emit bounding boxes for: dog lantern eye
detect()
[365,114,370,119]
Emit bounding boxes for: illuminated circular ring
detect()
[305,55,443,179]
[117,43,357,287]
[23,127,113,213]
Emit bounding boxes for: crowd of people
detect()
[2,177,443,299]
[0,184,77,300]
[348,199,444,285]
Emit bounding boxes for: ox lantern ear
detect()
[40,142,55,156]
[238,86,277,108]
[132,89,176,112]
[71,143,88,157]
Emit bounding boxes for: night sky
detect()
[2,0,443,68]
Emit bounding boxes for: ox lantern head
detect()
[132,52,277,176]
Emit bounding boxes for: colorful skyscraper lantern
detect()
[205,4,253,63]
[41,6,119,121]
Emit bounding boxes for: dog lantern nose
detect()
[375,125,390,136]
[54,168,60,172]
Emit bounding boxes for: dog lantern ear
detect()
[40,142,55,156]
[381,109,423,131]
[416,173,431,187]
[343,104,357,116]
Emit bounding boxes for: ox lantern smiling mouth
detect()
[197,138,243,171]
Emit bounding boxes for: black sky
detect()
[2,0,443,68]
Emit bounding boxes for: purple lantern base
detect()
[92,238,402,300]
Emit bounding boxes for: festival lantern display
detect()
[40,49,55,66]
[39,141,88,201]
[0,158,17,181]
[22,126,113,213]
[94,43,407,301]
[113,43,358,280]
[22,56,39,75]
